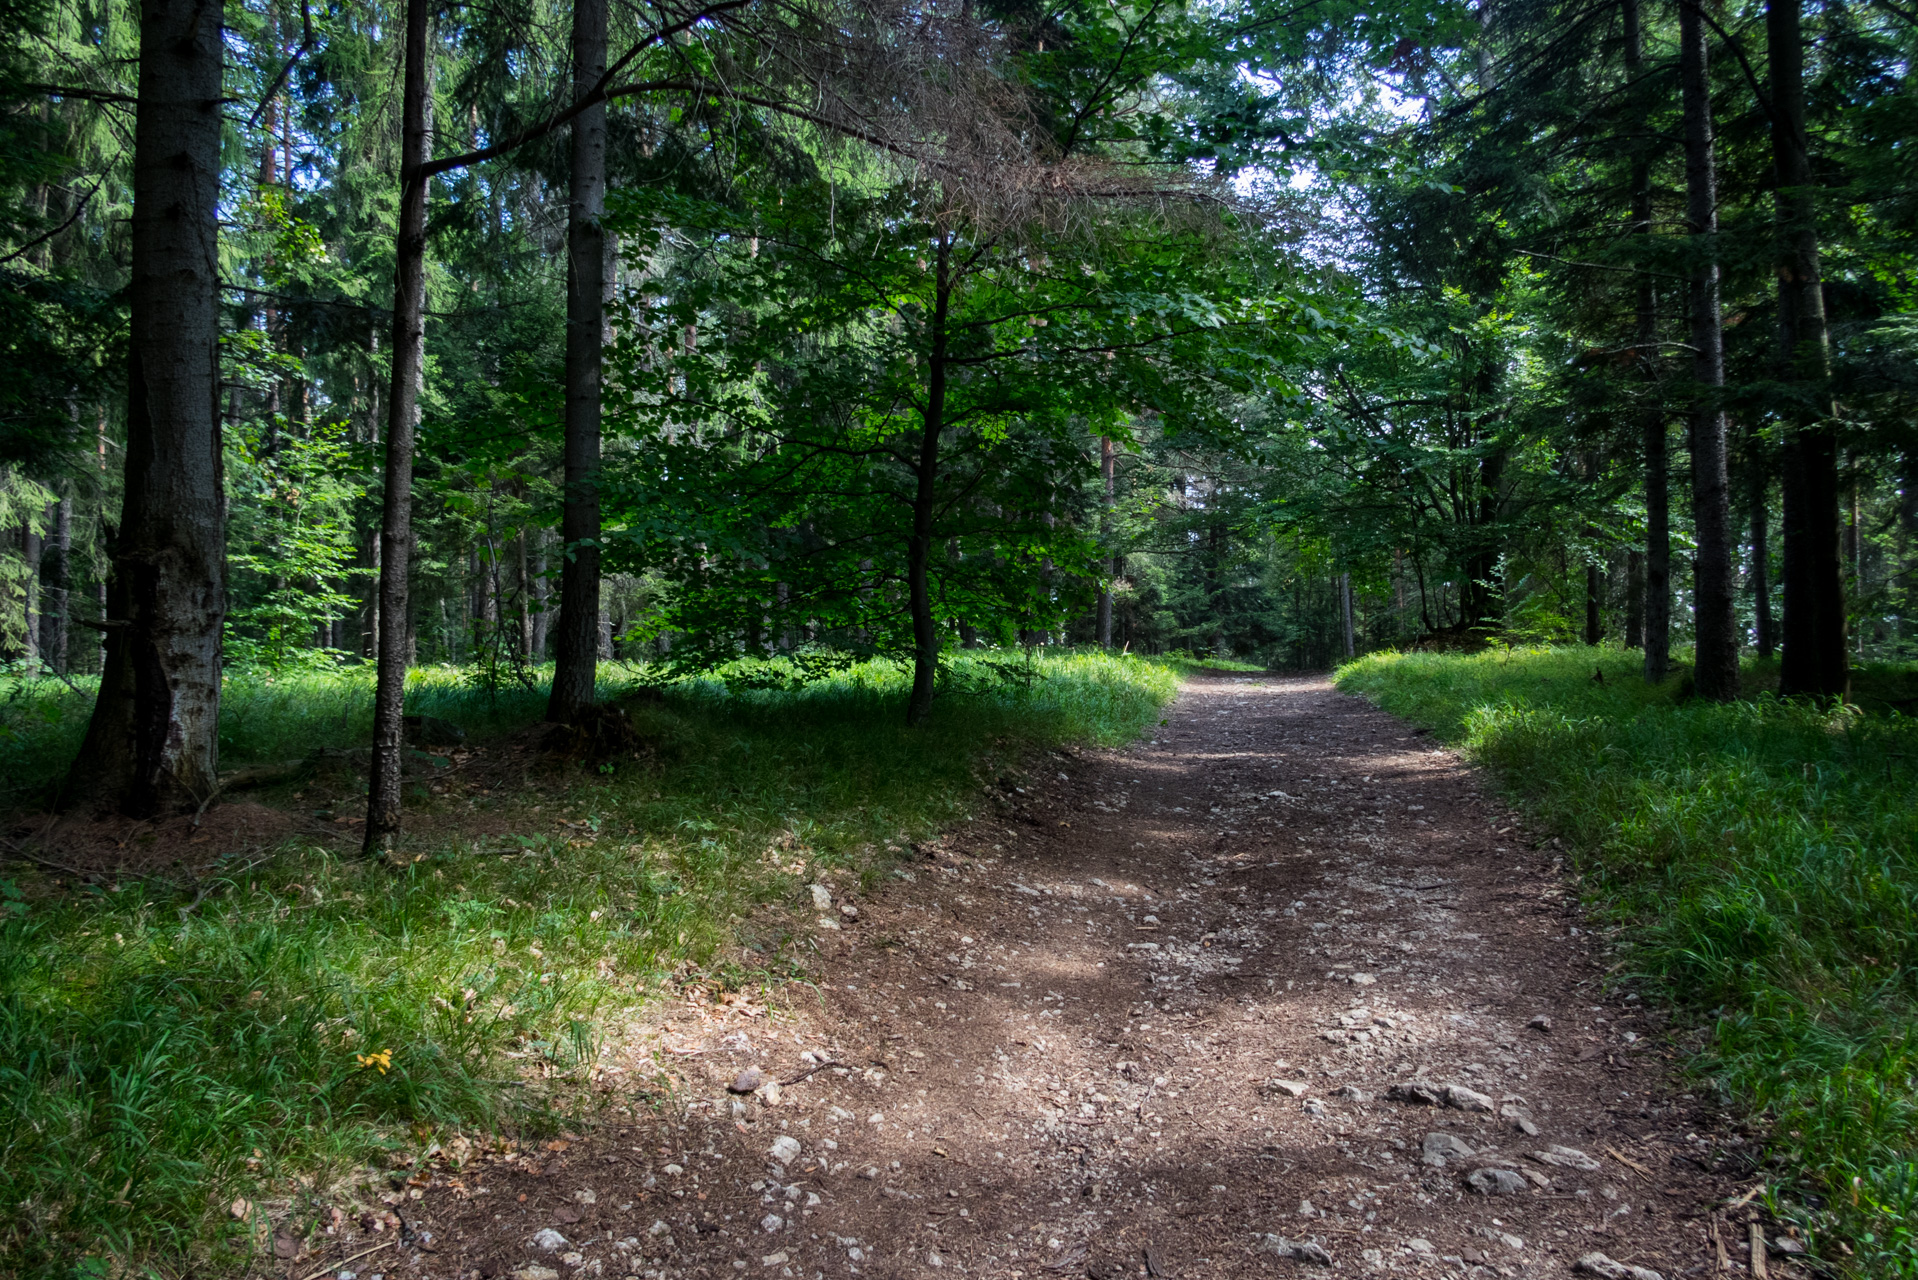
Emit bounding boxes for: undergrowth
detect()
[0,649,1178,1278]
[1336,646,1918,1276]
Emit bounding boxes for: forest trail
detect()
[405,674,1758,1280]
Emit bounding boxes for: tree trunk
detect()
[1096,436,1115,646]
[1584,563,1602,645]
[1340,571,1355,659]
[1625,550,1644,648]
[1749,442,1774,658]
[531,529,552,657]
[516,523,533,657]
[21,519,41,662]
[1678,0,1738,701]
[905,238,949,727]
[548,0,609,724]
[62,0,225,816]
[1461,448,1504,633]
[363,0,432,858]
[1625,0,1669,683]
[1767,0,1847,697]
[41,490,70,671]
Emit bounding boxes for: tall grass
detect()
[0,649,1178,1277]
[1337,647,1918,1275]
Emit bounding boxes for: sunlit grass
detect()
[0,648,1178,1277]
[1336,646,1918,1275]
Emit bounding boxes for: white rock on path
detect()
[1528,1144,1602,1171]
[1421,1132,1476,1164]
[1259,1235,1333,1265]
[770,1135,802,1165]
[1444,1082,1496,1112]
[1463,1168,1528,1196]
[1574,1252,1665,1280]
[810,884,833,910]
[530,1228,568,1252]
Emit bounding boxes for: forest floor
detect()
[356,672,1806,1280]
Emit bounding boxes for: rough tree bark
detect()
[62,0,225,815]
[1678,0,1739,700]
[1625,0,1670,684]
[548,0,609,724]
[1748,437,1774,658]
[905,235,950,727]
[1768,0,1847,697]
[363,0,432,857]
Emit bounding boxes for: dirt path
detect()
[380,674,1783,1280]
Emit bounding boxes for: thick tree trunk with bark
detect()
[1768,0,1847,697]
[548,0,609,724]
[905,242,950,727]
[62,0,225,815]
[1678,0,1738,701]
[363,0,432,857]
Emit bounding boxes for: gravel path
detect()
[373,674,1788,1280]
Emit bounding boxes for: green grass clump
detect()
[0,648,1177,1277]
[1155,650,1268,678]
[1336,646,1918,1274]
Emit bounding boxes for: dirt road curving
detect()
[381,673,1785,1280]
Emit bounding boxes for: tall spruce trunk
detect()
[1626,0,1671,683]
[40,490,70,671]
[1584,564,1603,645]
[548,0,608,723]
[1625,549,1644,647]
[1768,0,1847,697]
[1678,0,1739,700]
[905,239,950,727]
[1749,437,1775,658]
[363,0,432,857]
[1096,436,1115,647]
[62,0,225,815]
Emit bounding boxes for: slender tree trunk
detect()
[62,0,225,815]
[1749,441,1774,658]
[531,529,552,657]
[363,0,432,857]
[905,238,950,727]
[1340,571,1355,659]
[1584,564,1603,645]
[1678,0,1738,700]
[548,0,609,723]
[516,524,533,657]
[1625,550,1644,648]
[21,519,41,662]
[1767,0,1847,697]
[1462,448,1504,633]
[1096,436,1115,647]
[1625,0,1670,683]
[41,490,69,671]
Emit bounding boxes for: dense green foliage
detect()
[1339,648,1918,1270]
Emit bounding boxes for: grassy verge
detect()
[0,649,1178,1278]
[1335,646,1918,1275]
